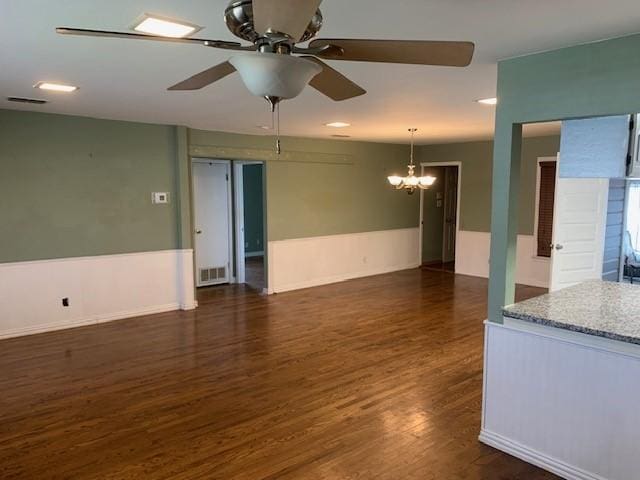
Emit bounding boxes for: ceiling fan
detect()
[56,0,475,106]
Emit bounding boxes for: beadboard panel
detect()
[267,228,420,293]
[0,250,196,339]
[482,321,640,480]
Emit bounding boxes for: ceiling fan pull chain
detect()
[276,101,281,155]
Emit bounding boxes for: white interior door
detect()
[549,177,609,291]
[193,160,231,287]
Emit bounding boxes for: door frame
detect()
[233,160,264,286]
[419,161,462,270]
[191,158,234,286]
[532,156,559,259]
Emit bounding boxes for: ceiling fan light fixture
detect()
[133,14,201,38]
[229,52,322,100]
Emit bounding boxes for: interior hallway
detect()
[0,269,553,479]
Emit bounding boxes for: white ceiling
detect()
[2,1,640,144]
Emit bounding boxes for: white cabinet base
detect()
[481,320,640,480]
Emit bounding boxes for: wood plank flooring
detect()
[0,269,556,479]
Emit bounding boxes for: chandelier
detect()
[387,128,436,194]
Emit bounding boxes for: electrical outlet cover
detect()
[152,192,170,204]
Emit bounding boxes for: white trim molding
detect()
[533,156,559,260]
[456,230,550,288]
[478,430,605,480]
[0,249,196,339]
[267,228,420,293]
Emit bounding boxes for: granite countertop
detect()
[503,280,640,345]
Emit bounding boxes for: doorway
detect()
[419,162,461,273]
[192,159,233,287]
[233,161,266,291]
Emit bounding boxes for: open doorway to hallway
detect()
[419,163,460,273]
[233,162,266,291]
[191,158,266,294]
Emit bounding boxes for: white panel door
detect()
[549,178,609,291]
[192,161,231,287]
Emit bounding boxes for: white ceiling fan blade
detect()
[252,0,321,42]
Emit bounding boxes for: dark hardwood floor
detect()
[0,269,554,479]
[245,255,265,290]
[422,261,456,273]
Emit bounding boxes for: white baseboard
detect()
[0,303,182,340]
[479,429,605,480]
[270,262,420,293]
[0,249,196,339]
[268,228,420,293]
[456,230,550,288]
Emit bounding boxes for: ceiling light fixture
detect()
[477,97,497,105]
[34,82,78,93]
[387,128,435,195]
[133,14,201,38]
[325,122,350,128]
[230,52,322,155]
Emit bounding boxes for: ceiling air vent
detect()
[7,96,48,105]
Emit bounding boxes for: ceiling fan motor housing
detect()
[224,0,323,46]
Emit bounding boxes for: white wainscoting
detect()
[0,249,196,339]
[481,320,640,480]
[267,228,420,293]
[455,230,550,288]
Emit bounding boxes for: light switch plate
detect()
[152,192,170,204]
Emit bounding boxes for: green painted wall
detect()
[0,109,179,263]
[417,135,560,235]
[0,109,418,264]
[188,129,418,242]
[422,166,445,263]
[242,164,264,254]
[488,32,640,322]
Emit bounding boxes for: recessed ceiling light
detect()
[325,122,351,128]
[477,97,497,105]
[34,82,78,93]
[257,125,272,130]
[133,14,201,38]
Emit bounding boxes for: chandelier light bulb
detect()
[419,176,436,186]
